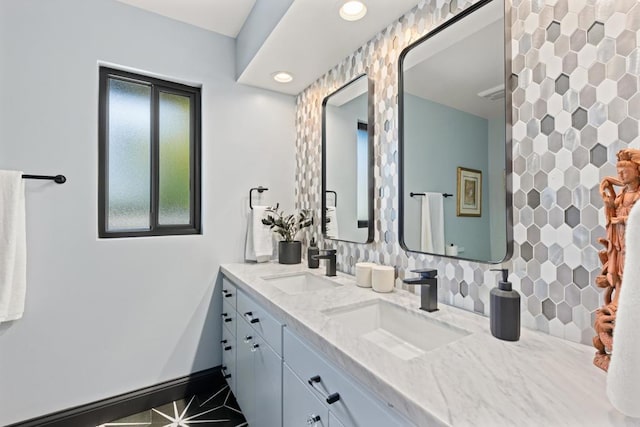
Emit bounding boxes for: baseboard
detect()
[7,366,224,427]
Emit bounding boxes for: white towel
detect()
[607,202,640,418]
[245,206,272,263]
[0,170,27,322]
[420,193,445,255]
[325,207,339,239]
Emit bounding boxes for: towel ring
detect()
[249,186,268,210]
[326,190,337,207]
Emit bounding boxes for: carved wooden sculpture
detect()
[594,148,640,371]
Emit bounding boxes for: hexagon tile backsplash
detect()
[295,0,640,346]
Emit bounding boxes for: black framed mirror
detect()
[322,74,375,244]
[398,0,512,263]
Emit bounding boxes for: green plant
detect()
[262,205,313,242]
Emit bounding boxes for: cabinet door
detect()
[221,324,236,394]
[253,335,283,427]
[284,364,328,427]
[236,317,256,426]
[328,412,345,427]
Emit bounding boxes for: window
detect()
[98,67,201,238]
[356,121,368,228]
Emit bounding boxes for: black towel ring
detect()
[249,186,268,209]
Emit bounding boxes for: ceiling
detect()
[114,0,422,95]
[115,0,256,37]
[403,0,504,119]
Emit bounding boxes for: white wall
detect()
[0,0,295,425]
[403,94,491,260]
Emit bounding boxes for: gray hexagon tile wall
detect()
[295,0,640,346]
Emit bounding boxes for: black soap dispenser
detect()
[308,237,319,269]
[489,269,520,341]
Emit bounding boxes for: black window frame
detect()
[98,67,201,238]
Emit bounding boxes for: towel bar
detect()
[22,174,66,184]
[410,192,452,198]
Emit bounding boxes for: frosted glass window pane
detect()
[158,92,191,225]
[107,79,151,231]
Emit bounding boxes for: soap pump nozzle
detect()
[490,268,512,291]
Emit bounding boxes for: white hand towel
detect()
[0,170,27,322]
[325,207,339,239]
[420,193,445,255]
[607,202,640,417]
[244,206,272,263]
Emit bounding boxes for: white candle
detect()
[371,266,395,293]
[355,262,377,287]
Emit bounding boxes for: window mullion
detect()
[150,85,160,231]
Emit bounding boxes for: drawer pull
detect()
[243,311,260,324]
[306,414,321,425]
[244,335,253,343]
[221,365,232,379]
[223,290,233,298]
[307,375,341,405]
[308,375,321,385]
[251,343,260,353]
[326,393,341,405]
[221,313,233,323]
[220,340,232,351]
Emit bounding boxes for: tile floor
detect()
[97,384,246,427]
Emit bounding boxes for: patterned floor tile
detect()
[99,385,246,427]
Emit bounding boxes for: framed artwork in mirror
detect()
[457,167,482,217]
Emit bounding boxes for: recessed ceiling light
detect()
[339,1,367,21]
[272,71,293,83]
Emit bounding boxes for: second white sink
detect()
[262,272,342,295]
[323,299,470,360]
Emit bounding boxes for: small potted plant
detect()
[262,206,313,264]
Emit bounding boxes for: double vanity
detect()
[220,262,630,427]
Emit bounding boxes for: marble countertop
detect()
[221,262,639,427]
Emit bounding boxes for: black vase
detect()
[279,241,302,264]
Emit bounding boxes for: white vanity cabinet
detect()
[283,329,412,427]
[220,273,412,427]
[329,413,346,427]
[221,276,283,427]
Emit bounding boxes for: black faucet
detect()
[403,268,438,312]
[312,249,337,276]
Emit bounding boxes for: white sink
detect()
[323,300,470,360]
[262,272,342,295]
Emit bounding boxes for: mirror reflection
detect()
[322,74,374,244]
[399,0,510,263]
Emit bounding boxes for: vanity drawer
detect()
[284,329,411,427]
[221,323,236,394]
[221,299,236,336]
[222,276,237,309]
[237,290,283,356]
[284,363,328,427]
